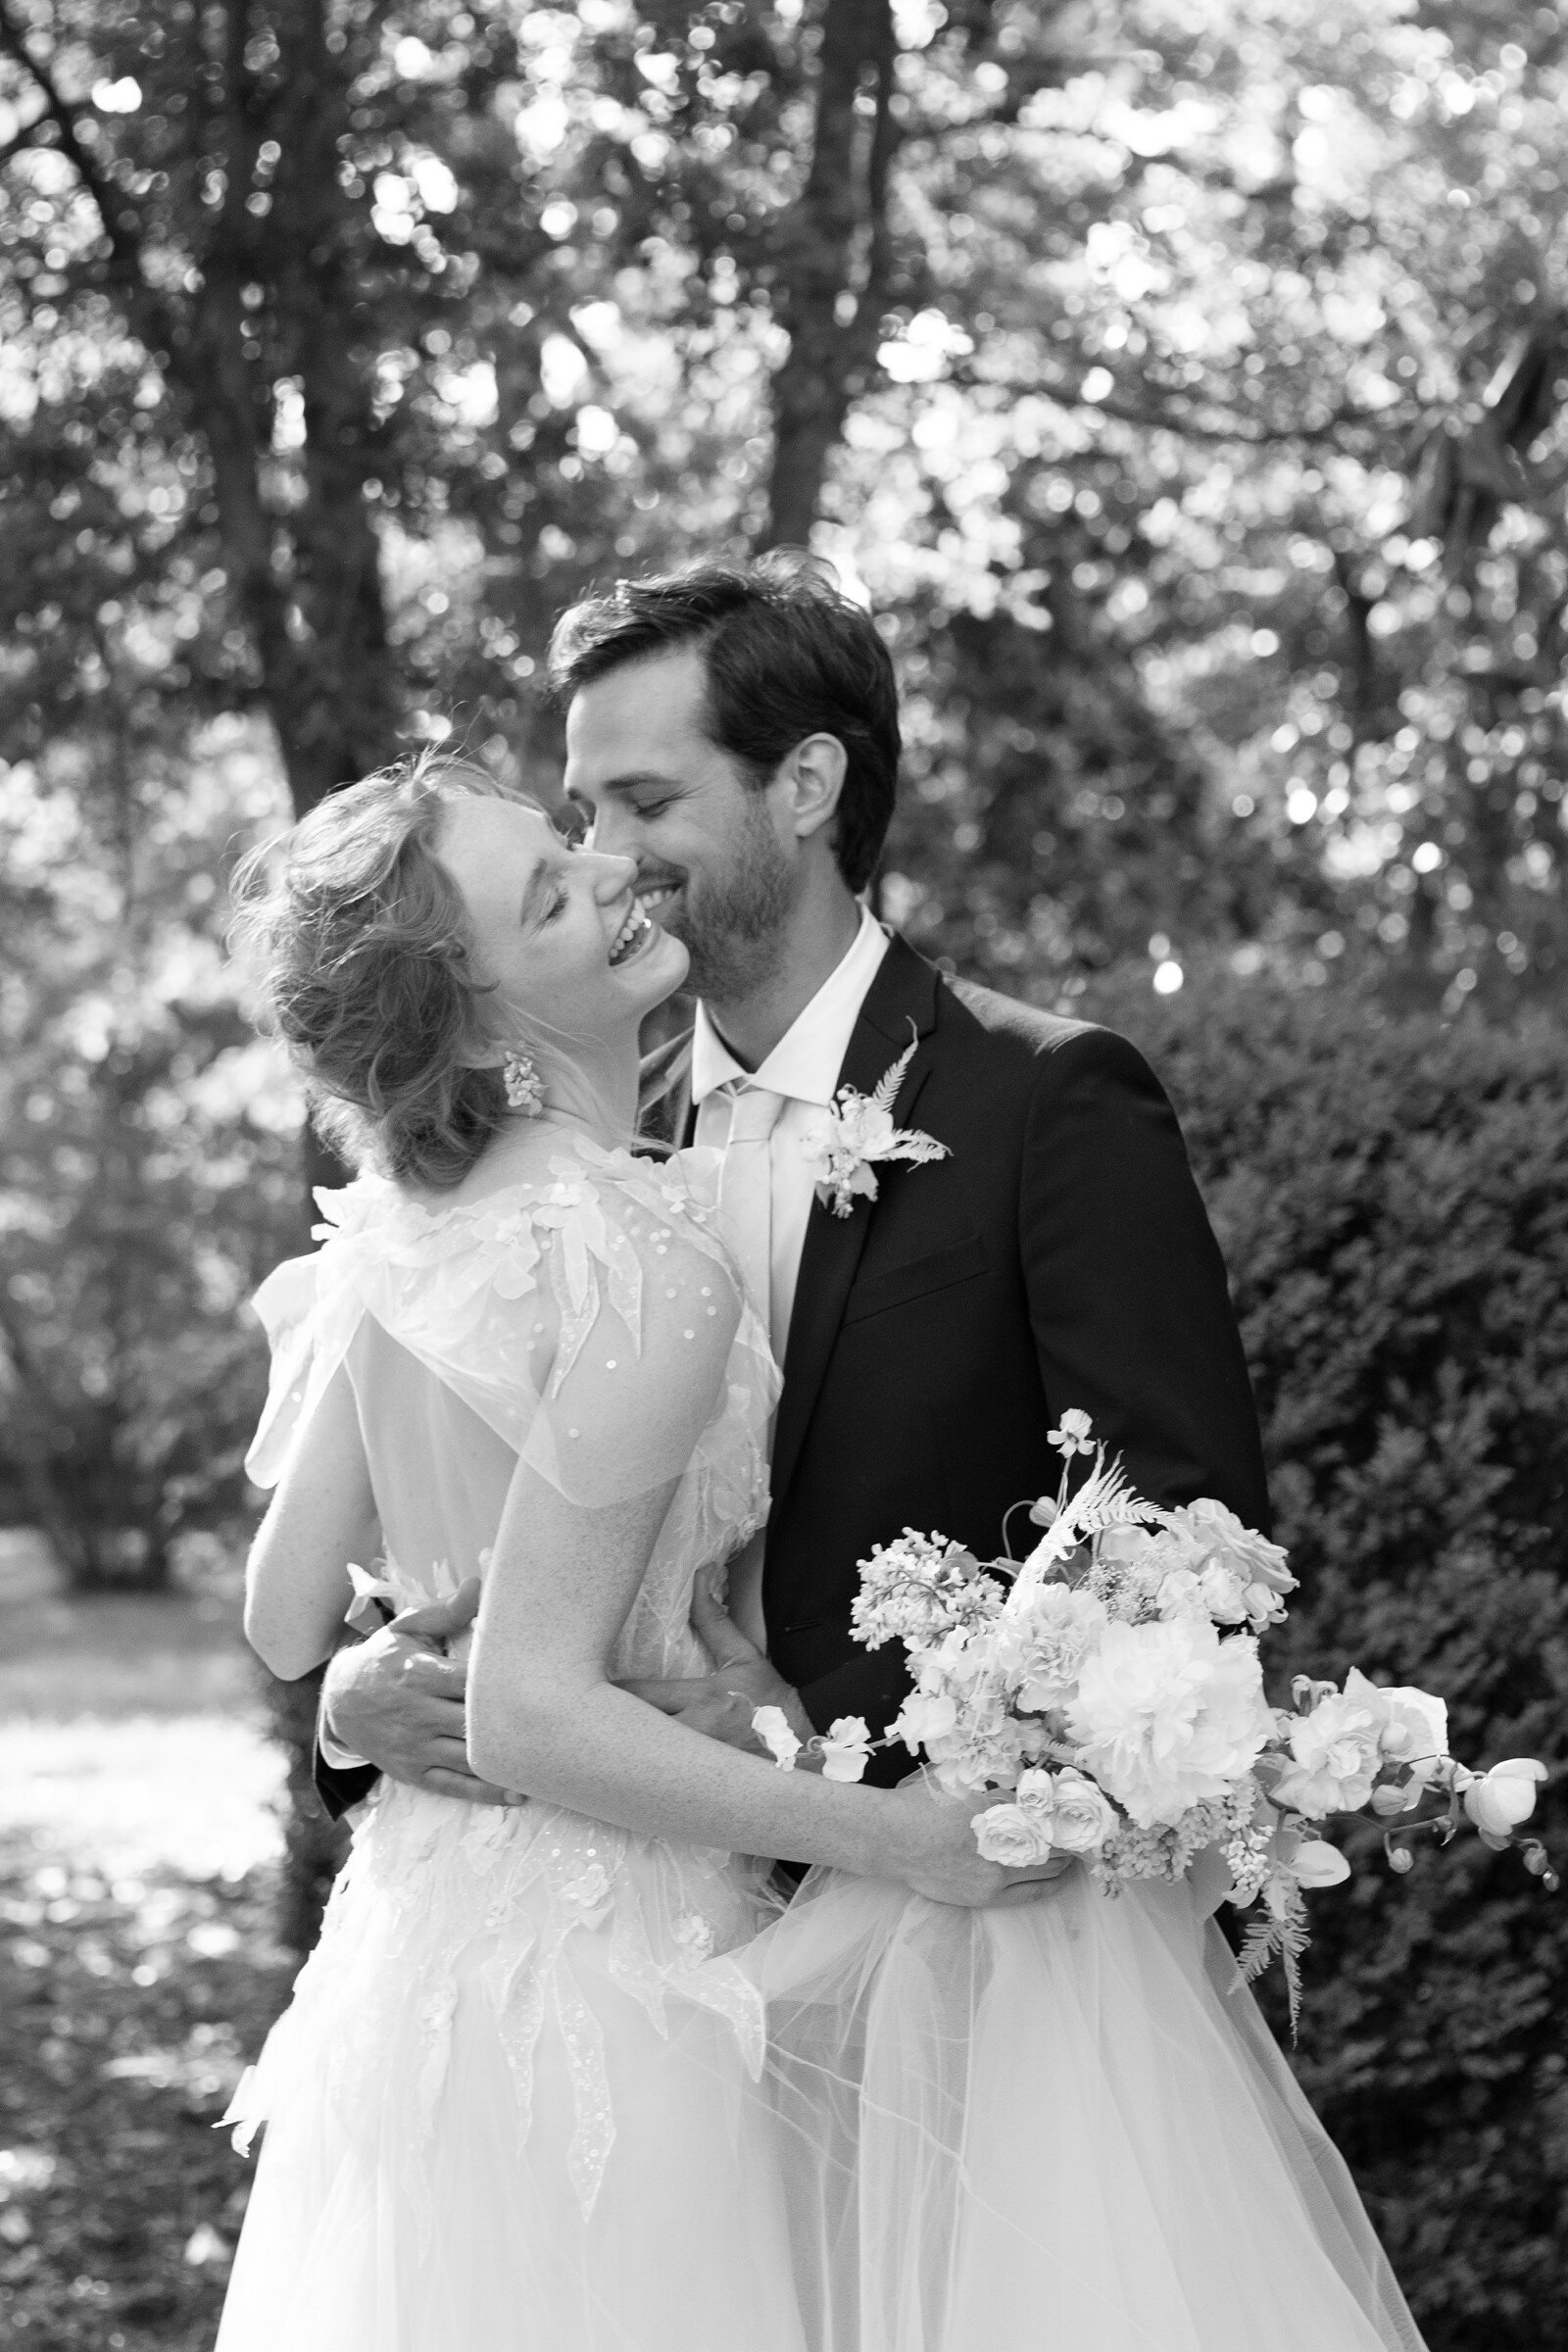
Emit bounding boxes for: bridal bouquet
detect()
[758,1411,1556,2022]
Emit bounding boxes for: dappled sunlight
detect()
[0,1719,283,1887]
[0,1541,289,2343]
[0,1835,293,2349]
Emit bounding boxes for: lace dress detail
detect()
[216,1140,803,2352]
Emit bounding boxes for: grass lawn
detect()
[0,1535,294,2350]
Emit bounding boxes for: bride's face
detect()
[437,796,687,1054]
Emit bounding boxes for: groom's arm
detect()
[1019,1027,1271,1530]
[315,1670,380,1820]
[314,1587,517,1815]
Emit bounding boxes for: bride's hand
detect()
[889,1774,1076,1909]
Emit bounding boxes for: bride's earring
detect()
[502,1048,544,1116]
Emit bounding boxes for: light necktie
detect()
[716,1083,786,1338]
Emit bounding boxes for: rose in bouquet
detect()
[755,1408,1556,2024]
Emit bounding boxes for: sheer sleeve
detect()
[245,1246,369,1490]
[521,1196,745,1508]
[243,1153,763,1514]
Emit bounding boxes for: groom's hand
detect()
[616,1582,815,1753]
[320,1581,516,1807]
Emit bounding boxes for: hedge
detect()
[1077,964,1568,2352]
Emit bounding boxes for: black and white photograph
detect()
[0,4,1564,2349]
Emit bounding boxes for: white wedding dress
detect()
[218,1132,1427,2352]
[216,1136,807,2352]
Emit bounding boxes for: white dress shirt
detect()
[692,905,890,1365]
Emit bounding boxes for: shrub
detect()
[1078,962,1568,2351]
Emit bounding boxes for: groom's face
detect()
[562,646,795,1004]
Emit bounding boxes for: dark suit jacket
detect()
[316,934,1267,1812]
[688,936,1268,1783]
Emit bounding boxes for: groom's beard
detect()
[665,801,795,1005]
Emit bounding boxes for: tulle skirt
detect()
[734,1861,1427,2352]
[217,1783,1425,2352]
[214,1783,808,2352]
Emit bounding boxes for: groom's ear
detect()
[781,732,848,844]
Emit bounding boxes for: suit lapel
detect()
[769,937,941,1515]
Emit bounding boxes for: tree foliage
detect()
[0,716,302,1583]
[0,0,1563,999]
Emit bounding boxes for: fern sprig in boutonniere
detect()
[801,1028,950,1218]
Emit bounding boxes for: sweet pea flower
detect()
[1048,1407,1096,1458]
[891,1690,958,1750]
[1289,1839,1351,1889]
[818,1717,873,1784]
[752,1705,801,1770]
[1463,1758,1548,1839]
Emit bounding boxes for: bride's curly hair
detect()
[231,754,528,1192]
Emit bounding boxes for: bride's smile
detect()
[435,793,689,1056]
[607,894,655,965]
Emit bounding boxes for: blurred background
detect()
[0,2,1565,2346]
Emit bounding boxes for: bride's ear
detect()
[782,733,848,844]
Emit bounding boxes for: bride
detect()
[218,755,1427,2352]
[216,758,1046,2352]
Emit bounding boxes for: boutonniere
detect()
[801,1029,950,1218]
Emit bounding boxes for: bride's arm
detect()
[467,1448,1033,1901]
[244,1365,376,1682]
[466,1209,1062,1904]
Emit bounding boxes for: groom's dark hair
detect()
[546,551,900,893]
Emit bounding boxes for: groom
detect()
[316,555,1270,1809]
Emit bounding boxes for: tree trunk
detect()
[760,0,901,551]
[0,1302,88,1583]
[179,0,402,820]
[265,0,402,815]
